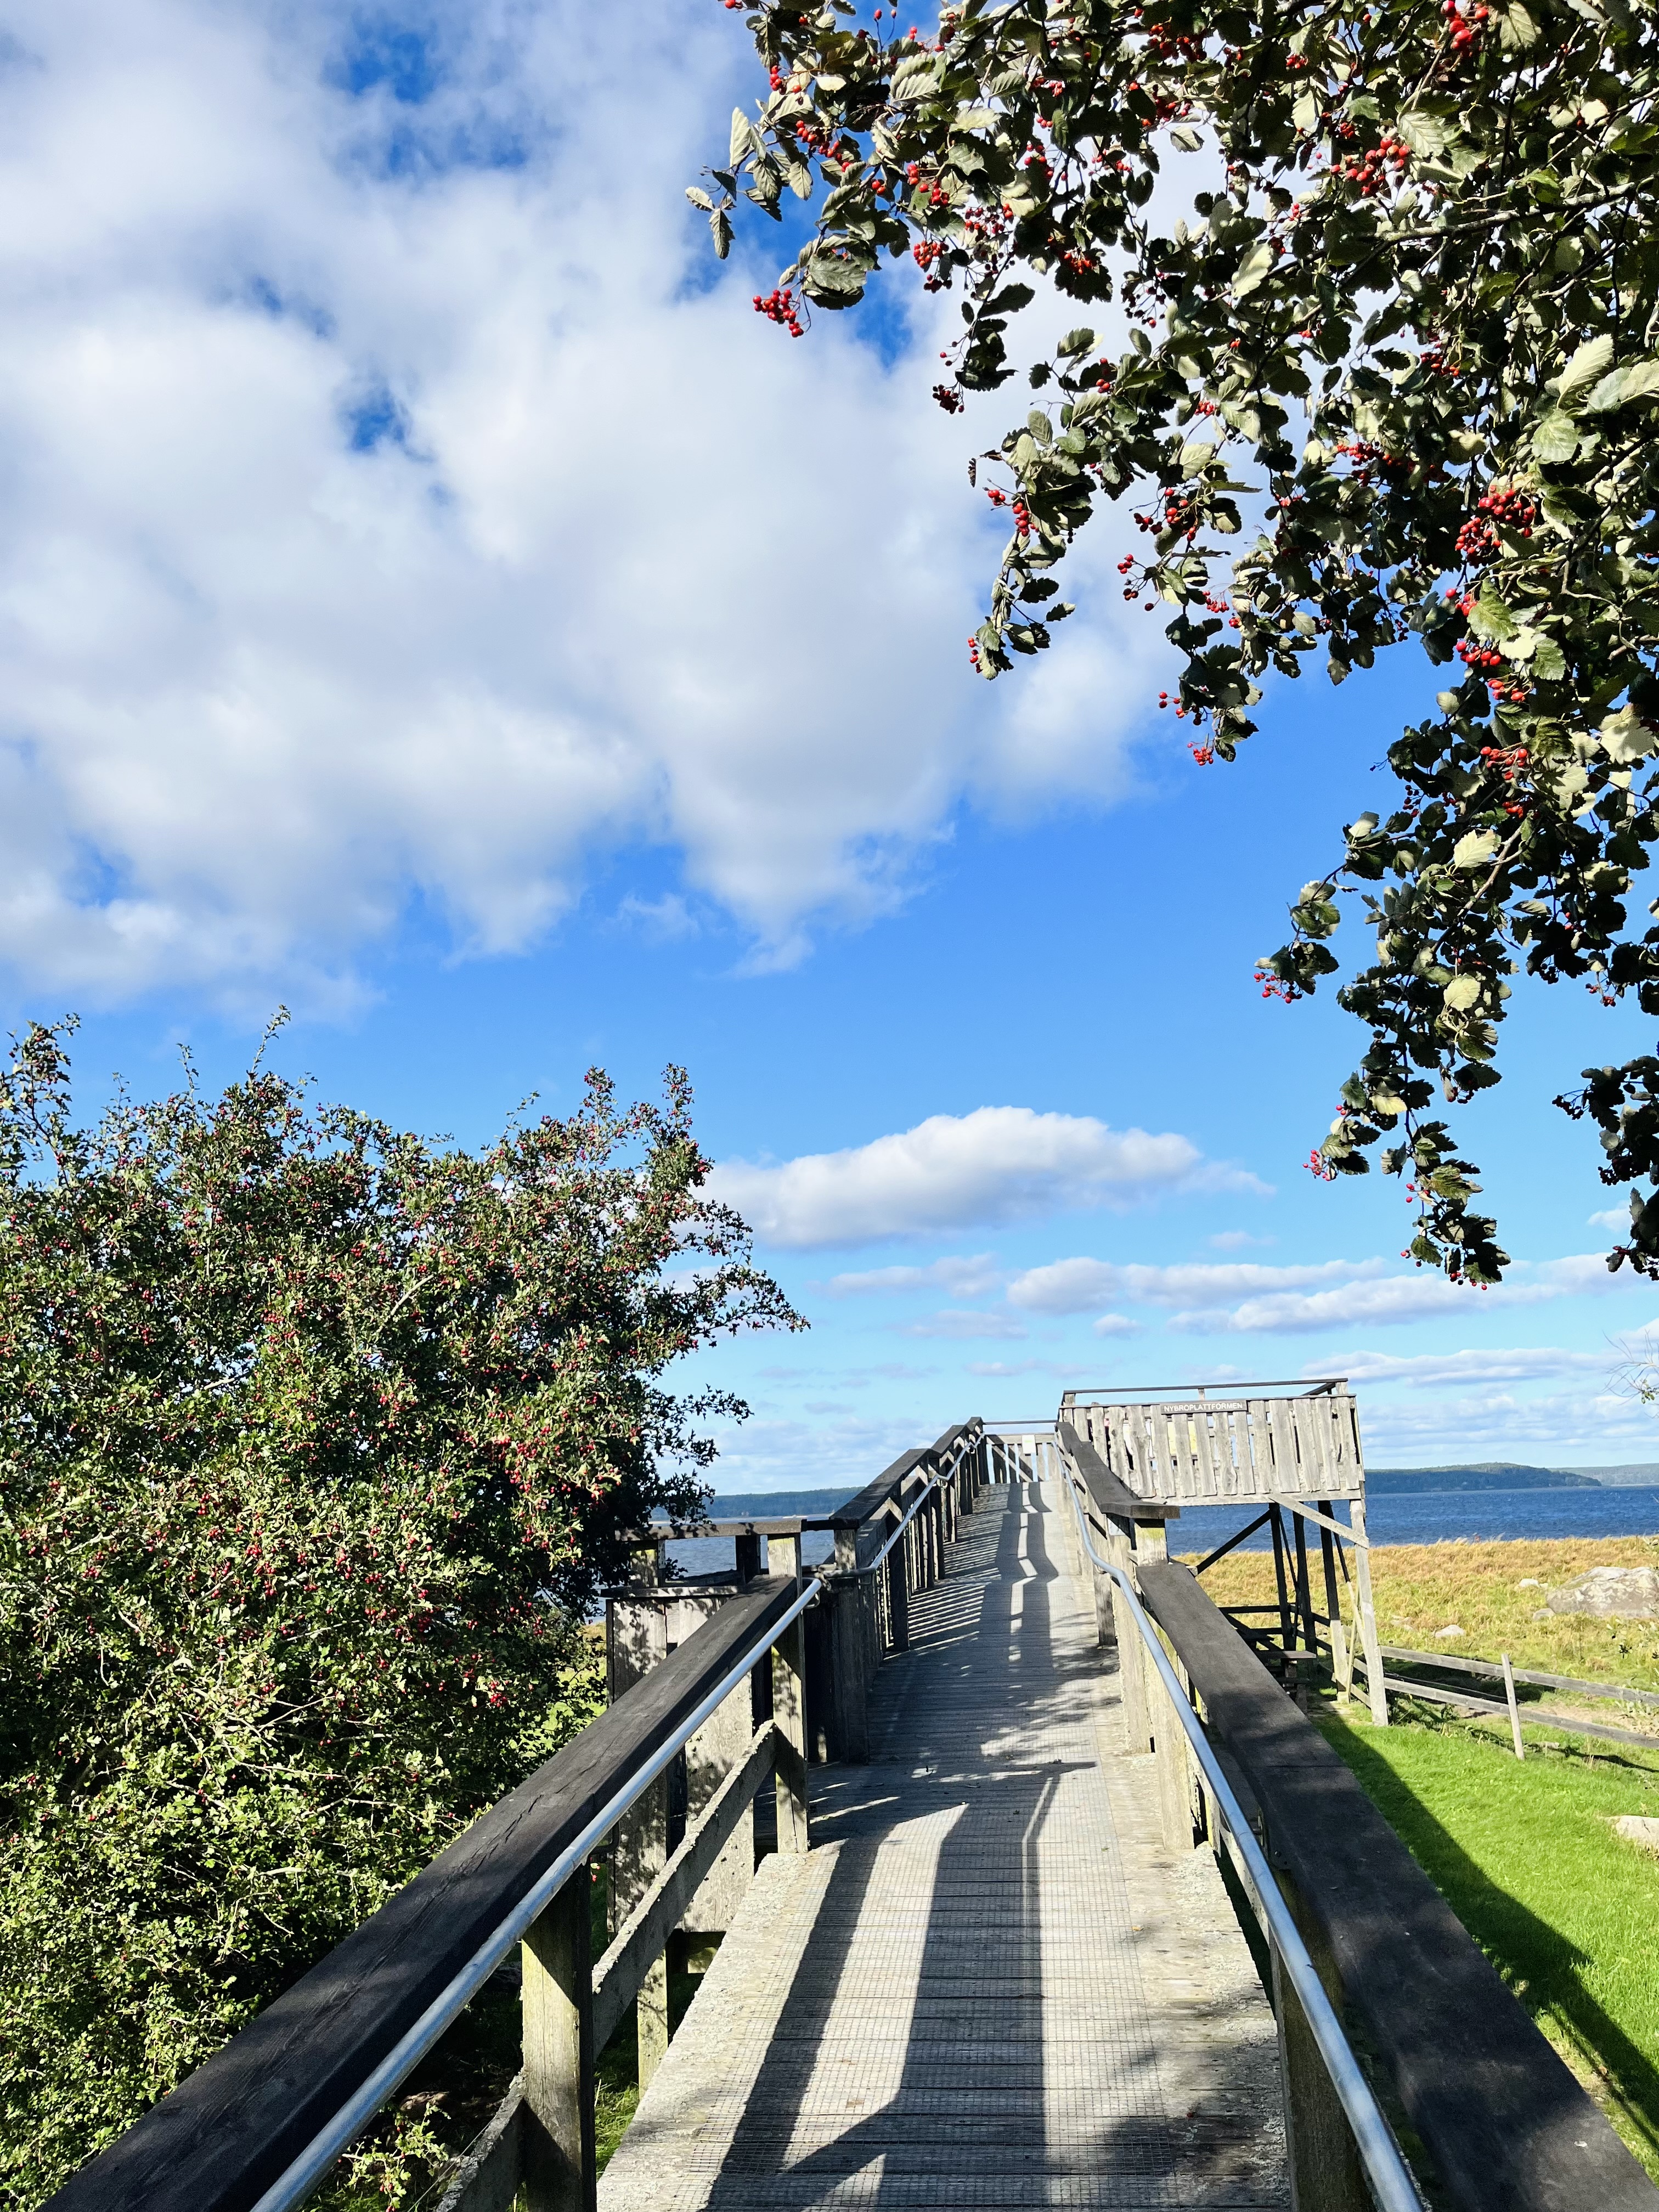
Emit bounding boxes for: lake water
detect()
[653,1482,1659,1578]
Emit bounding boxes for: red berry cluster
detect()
[967,633,984,669]
[1256,964,1301,1002]
[986,486,1008,507]
[1419,341,1460,376]
[933,383,964,414]
[753,286,804,337]
[1480,741,1530,782]
[1333,437,1409,479]
[1443,0,1488,49]
[1189,740,1215,762]
[1305,1147,1338,1181]
[1337,137,1411,195]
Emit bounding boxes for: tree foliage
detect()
[0,1023,799,2198]
[704,0,1659,1280]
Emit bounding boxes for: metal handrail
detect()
[1058,1468,1423,2212]
[250,1575,823,2212]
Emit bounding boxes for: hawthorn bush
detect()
[0,1022,799,2200]
[706,0,1659,1279]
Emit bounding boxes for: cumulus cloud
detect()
[709,1107,1255,1250]
[819,1254,1001,1299]
[896,1310,1029,1341]
[1359,1389,1655,1458]
[1321,1347,1615,1388]
[0,0,1174,1001]
[1004,1250,1655,1334]
[1008,1255,1379,1314]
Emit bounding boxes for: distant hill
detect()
[1562,1463,1659,1486]
[1368,1462,1601,1494]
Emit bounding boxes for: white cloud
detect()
[709,1107,1255,1250]
[1008,1255,1380,1315]
[1359,1388,1658,1458]
[1589,1208,1628,1231]
[896,1310,1029,1341]
[0,0,1175,1000]
[1092,1313,1141,1338]
[1209,1229,1274,1251]
[819,1254,1001,1299]
[1324,1347,1615,1389]
[1003,1249,1659,1334]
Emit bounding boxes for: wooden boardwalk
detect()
[599,1481,1287,2211]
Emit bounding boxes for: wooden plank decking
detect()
[597,1482,1287,2210]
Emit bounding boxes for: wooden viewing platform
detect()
[49,1393,1659,2212]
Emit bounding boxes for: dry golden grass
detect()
[1185,1532,1659,1693]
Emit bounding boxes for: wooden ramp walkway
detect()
[599,1481,1287,2211]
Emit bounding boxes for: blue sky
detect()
[2,0,1658,1487]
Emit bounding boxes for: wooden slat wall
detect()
[1067,1393,1365,1504]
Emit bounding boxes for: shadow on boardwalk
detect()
[672,1487,1285,2209]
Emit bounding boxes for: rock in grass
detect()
[1434,1623,1466,1639]
[1546,1566,1659,1620]
[1612,1815,1659,1856]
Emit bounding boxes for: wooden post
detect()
[885,1504,910,1653]
[1291,1511,1316,1654]
[1503,1651,1525,1760]
[1135,1519,1195,1851]
[1108,1517,1150,1751]
[522,1874,596,2212]
[1269,1864,1370,2212]
[607,1558,670,2084]
[1347,1497,1389,1726]
[825,1578,870,1763]
[770,1533,809,1853]
[733,1530,761,1584]
[1269,1506,1295,1665]
[1317,1505,1353,1706]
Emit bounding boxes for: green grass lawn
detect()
[1319,1705,1659,2179]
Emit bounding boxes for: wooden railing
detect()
[47,1423,989,2212]
[47,1409,1659,2212]
[1056,1430,1659,2212]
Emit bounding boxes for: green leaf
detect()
[1556,332,1617,411]
[685,185,715,211]
[1170,125,1204,151]
[1453,829,1500,868]
[1533,409,1579,462]
[1498,0,1541,42]
[1599,705,1659,763]
[729,108,755,167]
[1233,240,1274,298]
[1585,359,1659,411]
[710,208,733,260]
[1057,326,1096,357]
[1470,584,1516,641]
[1443,975,1483,1009]
[1531,637,1567,681]
[1177,440,1216,476]
[1396,108,1450,157]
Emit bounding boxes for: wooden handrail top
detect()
[47,1576,805,2212]
[1137,1560,1656,2212]
[1057,1421,1167,1523]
